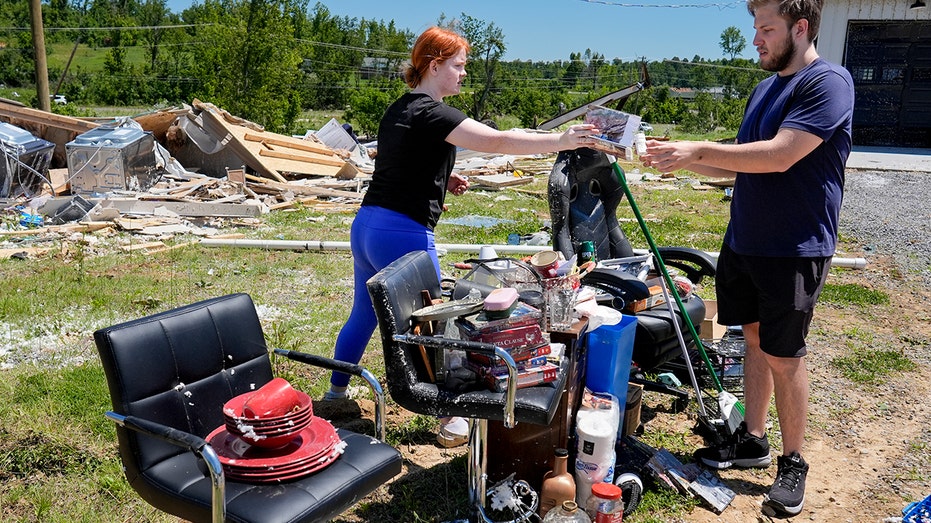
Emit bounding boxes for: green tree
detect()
[299,4,356,109]
[511,86,549,128]
[680,91,717,133]
[187,0,304,131]
[137,0,173,70]
[585,49,606,91]
[445,13,505,121]
[720,26,746,60]
[345,79,405,136]
[563,52,584,89]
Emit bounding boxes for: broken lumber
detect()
[100,198,263,218]
[244,133,332,156]
[196,103,345,181]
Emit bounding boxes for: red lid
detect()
[591,482,622,500]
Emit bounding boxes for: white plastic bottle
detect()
[634,132,647,156]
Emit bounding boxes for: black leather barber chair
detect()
[548,148,717,401]
[367,250,569,522]
[94,293,402,523]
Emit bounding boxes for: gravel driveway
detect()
[840,169,931,284]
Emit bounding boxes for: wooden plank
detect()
[0,222,113,236]
[258,147,345,168]
[0,99,100,133]
[144,240,198,255]
[197,106,288,183]
[102,198,263,218]
[198,105,345,180]
[469,173,535,190]
[243,133,332,156]
[251,179,362,199]
[121,241,166,252]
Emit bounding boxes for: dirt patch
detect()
[640,253,931,521]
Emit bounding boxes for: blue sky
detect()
[165,0,760,62]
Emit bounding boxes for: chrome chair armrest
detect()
[105,411,225,523]
[394,334,518,428]
[273,349,388,441]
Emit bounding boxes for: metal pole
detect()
[198,238,868,268]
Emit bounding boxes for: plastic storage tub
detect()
[584,314,638,438]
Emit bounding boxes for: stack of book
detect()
[456,301,560,392]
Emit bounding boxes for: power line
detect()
[664,59,768,73]
[294,38,408,57]
[0,23,213,32]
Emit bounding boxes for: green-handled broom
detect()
[611,161,745,439]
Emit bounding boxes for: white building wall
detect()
[819,0,931,64]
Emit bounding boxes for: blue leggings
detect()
[330,206,441,387]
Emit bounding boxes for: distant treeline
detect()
[1,0,767,134]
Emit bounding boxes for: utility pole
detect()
[29,0,51,112]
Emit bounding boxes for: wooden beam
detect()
[101,198,263,217]
[197,106,288,183]
[257,147,346,168]
[0,100,99,133]
[243,133,333,156]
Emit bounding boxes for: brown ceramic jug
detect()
[539,447,577,518]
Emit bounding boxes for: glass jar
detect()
[586,482,623,522]
[542,500,592,523]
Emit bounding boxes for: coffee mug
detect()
[530,250,560,279]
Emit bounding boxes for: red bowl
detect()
[242,378,301,418]
[223,389,313,422]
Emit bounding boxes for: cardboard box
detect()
[701,300,727,341]
[482,362,560,392]
[623,278,666,313]
[467,343,552,366]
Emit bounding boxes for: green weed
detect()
[820,282,889,306]
[831,348,917,384]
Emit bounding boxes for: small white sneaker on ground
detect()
[323,388,347,401]
[436,416,469,448]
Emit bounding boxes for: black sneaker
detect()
[762,452,808,517]
[694,422,772,469]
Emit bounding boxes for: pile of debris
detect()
[0,98,541,246]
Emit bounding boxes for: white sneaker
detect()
[323,389,347,400]
[436,416,469,448]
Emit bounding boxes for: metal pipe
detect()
[199,238,868,268]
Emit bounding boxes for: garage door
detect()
[844,21,931,147]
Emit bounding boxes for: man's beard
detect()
[760,34,796,72]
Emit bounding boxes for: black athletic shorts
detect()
[715,243,831,358]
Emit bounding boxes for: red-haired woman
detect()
[327,26,598,447]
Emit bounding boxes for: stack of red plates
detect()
[212,380,344,482]
[206,417,343,483]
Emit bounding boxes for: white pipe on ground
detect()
[199,238,868,269]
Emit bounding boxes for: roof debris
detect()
[0,98,534,254]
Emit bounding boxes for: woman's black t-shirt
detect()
[362,92,469,229]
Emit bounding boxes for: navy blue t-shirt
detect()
[726,58,854,257]
[362,93,468,229]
